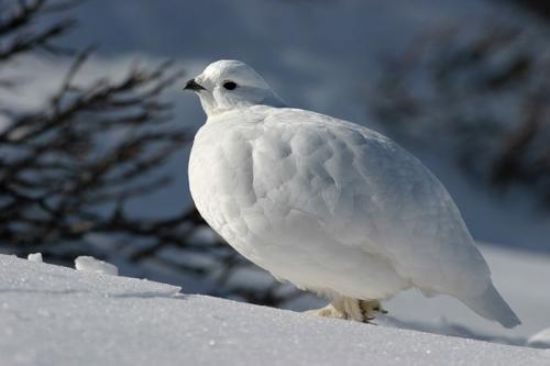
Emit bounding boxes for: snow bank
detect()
[1,255,549,366]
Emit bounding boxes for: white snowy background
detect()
[2,0,550,363]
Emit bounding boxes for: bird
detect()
[185,59,521,328]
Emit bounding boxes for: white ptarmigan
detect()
[186,60,521,328]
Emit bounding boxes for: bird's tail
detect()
[460,284,521,328]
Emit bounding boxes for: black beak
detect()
[184,79,206,92]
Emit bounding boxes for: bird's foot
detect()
[359,299,388,317]
[304,298,387,323]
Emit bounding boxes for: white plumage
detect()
[186,60,520,328]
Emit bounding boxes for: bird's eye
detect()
[223,81,237,90]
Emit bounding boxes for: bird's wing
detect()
[252,107,492,297]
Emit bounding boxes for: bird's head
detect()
[184,60,284,117]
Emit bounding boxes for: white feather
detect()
[187,60,520,328]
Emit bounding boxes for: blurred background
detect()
[1,0,549,344]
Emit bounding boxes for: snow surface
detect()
[1,254,549,366]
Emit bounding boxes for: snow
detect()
[26,253,43,263]
[75,256,119,276]
[1,254,549,365]
[528,329,550,349]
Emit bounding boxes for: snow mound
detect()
[1,254,549,366]
[27,252,43,263]
[75,256,118,276]
[528,328,550,349]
